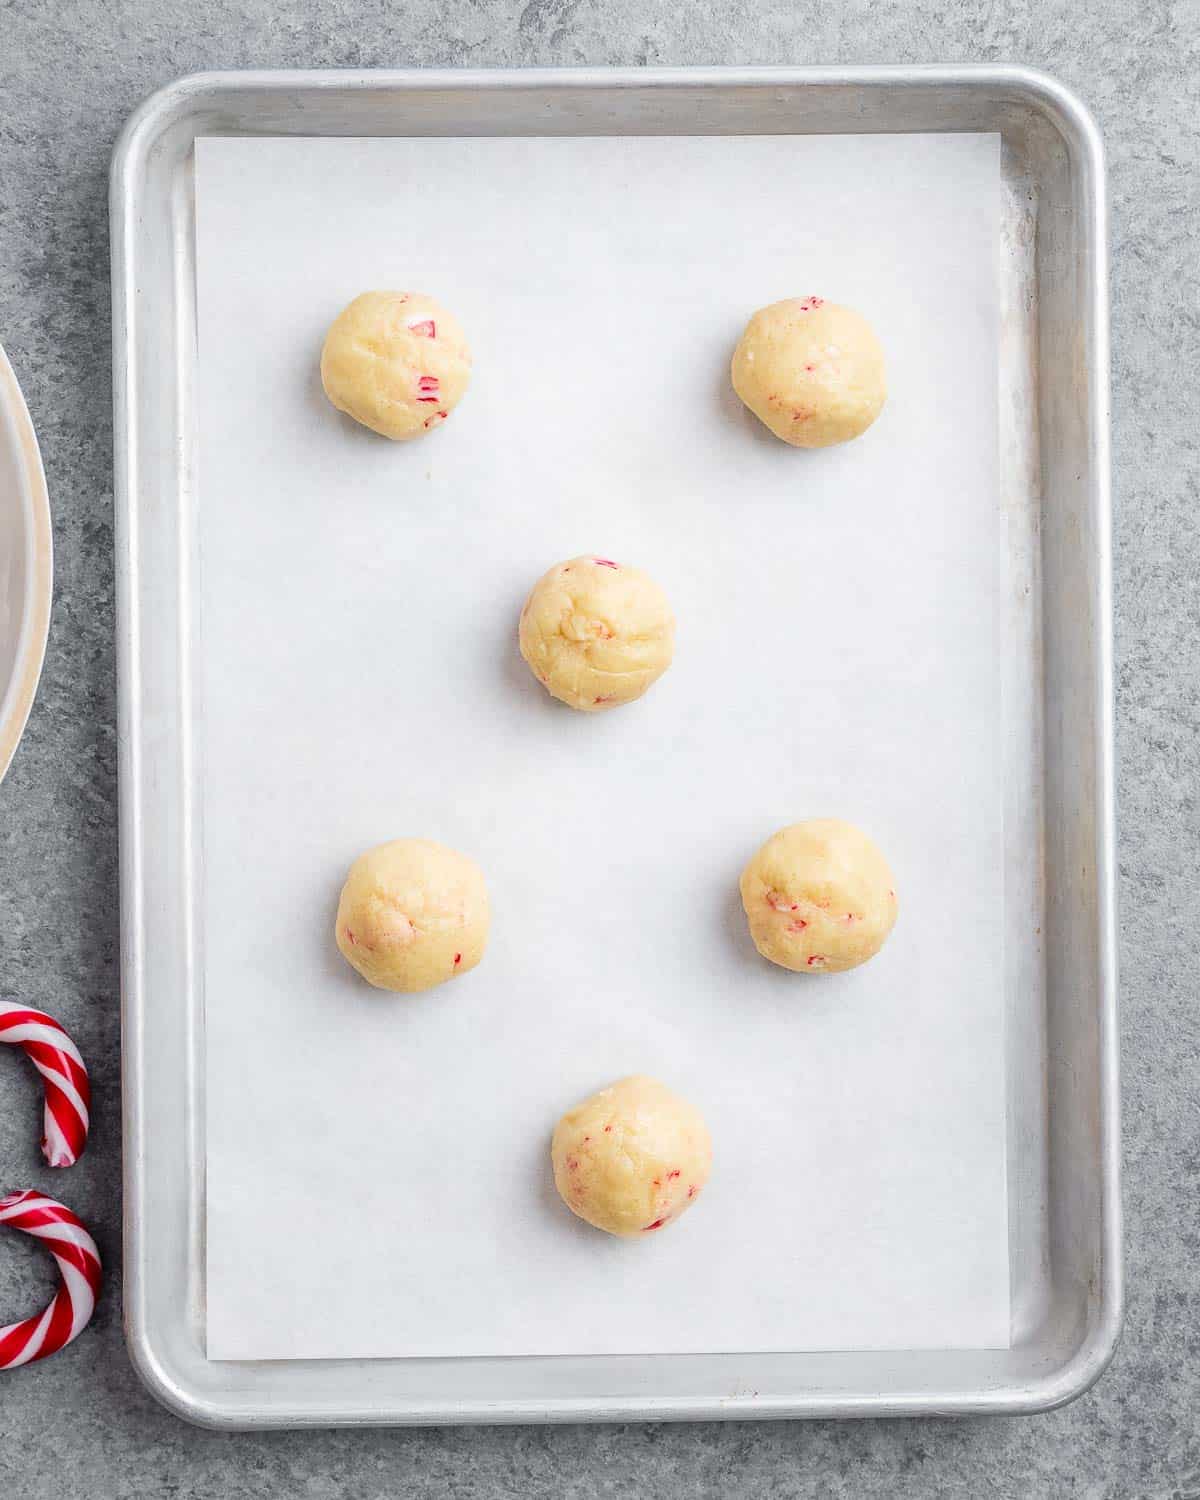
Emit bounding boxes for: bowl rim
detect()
[0,341,53,786]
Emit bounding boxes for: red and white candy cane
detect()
[0,1191,102,1367]
[0,1001,90,1167]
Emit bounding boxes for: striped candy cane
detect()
[0,1191,102,1368]
[0,1001,90,1167]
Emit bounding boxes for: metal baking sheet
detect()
[111,65,1120,1426]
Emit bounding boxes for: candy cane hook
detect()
[0,1191,102,1368]
[0,1001,91,1167]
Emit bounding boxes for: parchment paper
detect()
[196,132,1008,1361]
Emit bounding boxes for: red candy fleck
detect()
[593,695,614,704]
[787,919,808,933]
[453,952,462,965]
[592,558,619,569]
[797,296,824,311]
[643,1219,666,1232]
[767,891,801,913]
[567,1159,579,1172]
[843,913,856,924]
[687,1185,696,1199]
[805,363,815,372]
[667,1169,681,1180]
[792,409,813,422]
[604,1124,613,1133]
[408,319,436,337]
[345,928,357,946]
[807,955,826,967]
[417,375,440,403]
[652,1178,661,1187]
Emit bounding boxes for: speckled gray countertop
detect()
[0,3,1197,1496]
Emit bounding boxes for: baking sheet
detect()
[196,131,1008,1362]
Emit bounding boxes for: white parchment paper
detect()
[196,132,1008,1361]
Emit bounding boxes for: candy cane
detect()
[0,1191,102,1368]
[0,1001,91,1167]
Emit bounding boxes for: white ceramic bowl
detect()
[0,343,52,785]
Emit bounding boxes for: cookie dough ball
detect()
[335,838,488,993]
[320,291,471,441]
[518,555,675,712]
[740,819,897,974]
[551,1076,712,1238]
[731,297,886,448]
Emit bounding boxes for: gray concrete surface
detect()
[0,2,1196,1495]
